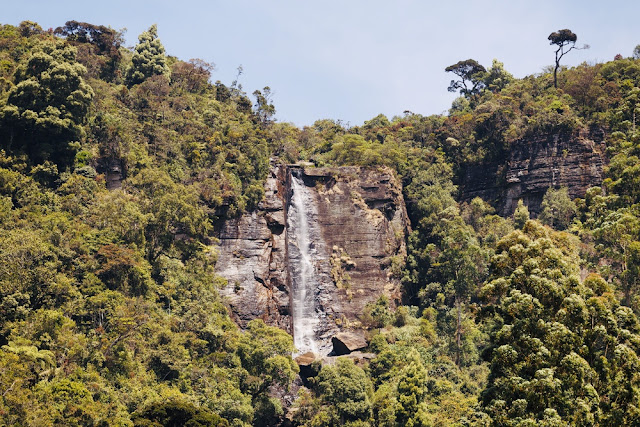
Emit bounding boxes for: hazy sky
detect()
[4,1,640,126]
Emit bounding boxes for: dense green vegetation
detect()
[0,21,290,426]
[2,20,640,426]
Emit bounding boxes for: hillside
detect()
[1,20,640,426]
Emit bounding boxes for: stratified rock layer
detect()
[216,164,291,332]
[215,163,409,350]
[461,130,606,216]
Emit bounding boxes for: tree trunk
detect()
[455,298,462,366]
[554,47,562,89]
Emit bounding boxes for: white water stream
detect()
[288,173,321,355]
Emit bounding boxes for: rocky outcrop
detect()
[216,164,291,332]
[299,166,407,327]
[294,352,320,378]
[215,163,409,349]
[331,332,368,355]
[97,158,125,190]
[461,130,606,216]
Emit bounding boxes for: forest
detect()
[1,20,640,426]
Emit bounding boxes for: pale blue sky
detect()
[3,1,640,126]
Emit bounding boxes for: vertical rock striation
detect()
[215,163,409,354]
[215,164,291,332]
[300,166,408,329]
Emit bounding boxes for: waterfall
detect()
[287,171,322,355]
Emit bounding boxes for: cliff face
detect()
[215,164,291,332]
[215,163,409,348]
[461,130,606,216]
[300,166,407,326]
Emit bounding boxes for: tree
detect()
[445,59,486,97]
[480,221,640,425]
[54,21,123,80]
[538,187,577,230]
[395,349,429,427]
[435,216,486,365]
[126,24,169,86]
[0,40,93,169]
[127,168,211,263]
[316,358,373,425]
[483,59,514,93]
[133,399,229,426]
[402,157,459,301]
[54,21,122,59]
[633,45,640,60]
[513,200,530,229]
[236,319,298,393]
[252,86,276,126]
[548,29,588,88]
[171,58,215,93]
[235,319,298,425]
[593,209,640,305]
[18,21,43,37]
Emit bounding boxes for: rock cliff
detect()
[215,164,291,332]
[461,130,606,216]
[215,163,409,351]
[300,166,407,326]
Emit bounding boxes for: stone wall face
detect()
[215,164,409,339]
[215,164,291,332]
[461,130,606,216]
[299,166,407,328]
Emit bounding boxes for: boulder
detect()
[295,351,317,366]
[331,332,367,355]
[295,352,320,377]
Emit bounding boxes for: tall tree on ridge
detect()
[548,29,588,88]
[445,59,486,97]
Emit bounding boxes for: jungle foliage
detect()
[1,21,640,426]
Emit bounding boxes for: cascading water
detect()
[287,171,322,355]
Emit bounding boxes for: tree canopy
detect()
[126,24,170,86]
[0,39,93,170]
[445,59,486,97]
[1,18,640,427]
